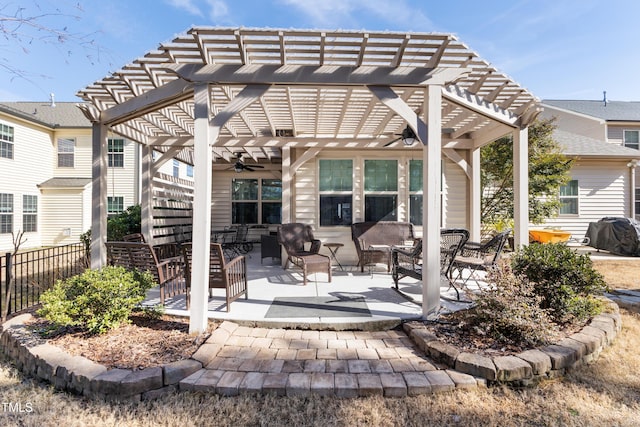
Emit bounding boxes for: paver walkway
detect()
[180,321,481,397]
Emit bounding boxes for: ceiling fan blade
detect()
[383,136,401,147]
[248,164,265,168]
[244,165,256,171]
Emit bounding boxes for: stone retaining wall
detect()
[403,301,621,386]
[0,314,203,402]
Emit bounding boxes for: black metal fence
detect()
[1,243,88,318]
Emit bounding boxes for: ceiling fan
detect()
[231,152,265,173]
[383,125,419,147]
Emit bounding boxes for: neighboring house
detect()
[0,101,193,252]
[539,100,640,239]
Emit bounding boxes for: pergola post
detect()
[513,127,529,248]
[140,145,153,243]
[469,148,482,241]
[281,146,291,224]
[90,122,108,269]
[422,84,442,317]
[190,83,214,334]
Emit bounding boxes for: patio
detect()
[144,245,474,330]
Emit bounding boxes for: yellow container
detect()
[529,229,572,244]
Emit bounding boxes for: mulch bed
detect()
[27,315,216,370]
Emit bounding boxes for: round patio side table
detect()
[324,242,344,271]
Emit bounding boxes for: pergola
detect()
[77,27,539,333]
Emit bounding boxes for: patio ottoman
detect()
[298,254,332,286]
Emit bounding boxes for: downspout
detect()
[628,160,638,219]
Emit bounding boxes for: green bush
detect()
[511,243,609,325]
[107,204,141,241]
[37,266,155,334]
[467,265,559,347]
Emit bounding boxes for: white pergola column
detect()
[422,84,442,317]
[281,146,291,224]
[90,122,108,269]
[190,83,214,334]
[469,148,482,241]
[513,127,529,248]
[140,145,153,243]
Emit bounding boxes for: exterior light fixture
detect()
[401,126,418,146]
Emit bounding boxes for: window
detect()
[0,193,13,234]
[636,188,640,220]
[173,159,179,178]
[559,180,579,215]
[108,138,124,167]
[57,138,75,167]
[0,123,14,159]
[22,195,37,232]
[364,159,397,221]
[409,160,423,225]
[107,196,124,216]
[624,130,639,150]
[231,178,282,224]
[319,159,353,226]
[186,164,194,178]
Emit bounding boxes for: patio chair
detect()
[277,223,331,286]
[392,238,423,287]
[105,241,186,306]
[439,228,471,301]
[391,229,470,301]
[451,229,511,288]
[182,242,248,312]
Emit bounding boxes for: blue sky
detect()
[2,0,639,102]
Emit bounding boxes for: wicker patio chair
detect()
[277,223,331,286]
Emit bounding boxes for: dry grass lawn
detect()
[0,260,639,426]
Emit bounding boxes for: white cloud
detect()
[206,0,230,21]
[165,0,203,17]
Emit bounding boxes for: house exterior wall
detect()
[208,149,468,266]
[39,187,90,245]
[0,108,143,252]
[0,114,53,251]
[540,160,631,239]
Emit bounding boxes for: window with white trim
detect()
[57,138,75,167]
[624,130,639,150]
[0,193,13,234]
[108,138,124,167]
[186,164,193,178]
[173,159,179,177]
[559,180,579,215]
[107,196,124,216]
[319,159,353,226]
[0,123,14,159]
[231,178,282,224]
[364,159,398,221]
[409,160,423,225]
[22,195,37,232]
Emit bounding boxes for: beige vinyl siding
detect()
[39,187,89,246]
[0,116,53,251]
[53,130,91,176]
[541,160,630,239]
[105,139,138,209]
[443,157,468,229]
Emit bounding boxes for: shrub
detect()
[38,266,155,334]
[511,243,609,326]
[466,265,559,347]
